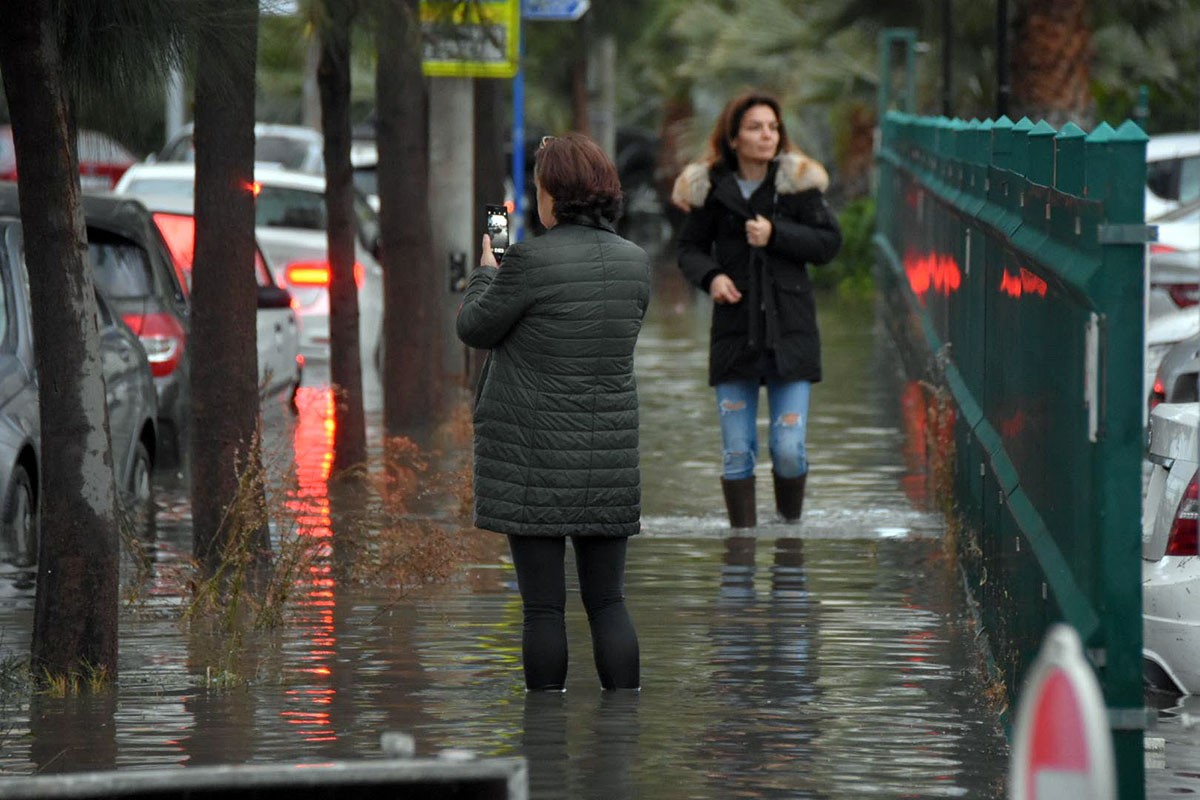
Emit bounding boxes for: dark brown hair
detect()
[706,90,795,171]
[534,132,623,224]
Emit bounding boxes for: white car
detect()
[1146,305,1200,406]
[1147,132,1200,221]
[1142,401,1200,694]
[115,162,384,365]
[155,122,326,174]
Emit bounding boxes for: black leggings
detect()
[507,535,640,691]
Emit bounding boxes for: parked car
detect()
[0,125,137,192]
[0,215,157,566]
[80,193,192,467]
[1145,306,1199,408]
[132,195,303,403]
[115,163,384,365]
[1148,248,1200,321]
[1146,132,1200,221]
[1149,333,1200,413]
[155,122,325,174]
[1142,400,1200,694]
[0,184,190,468]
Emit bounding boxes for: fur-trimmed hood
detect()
[670,151,830,212]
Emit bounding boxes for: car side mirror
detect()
[257,284,293,310]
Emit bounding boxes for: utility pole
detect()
[996,0,1010,118]
[942,0,953,117]
[585,14,616,158]
[429,78,474,380]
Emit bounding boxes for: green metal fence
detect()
[873,112,1148,798]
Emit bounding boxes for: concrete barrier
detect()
[0,756,529,800]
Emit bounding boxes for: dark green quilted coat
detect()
[456,221,651,538]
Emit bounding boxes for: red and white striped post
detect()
[1009,624,1116,799]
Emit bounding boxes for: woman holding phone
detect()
[456,132,651,692]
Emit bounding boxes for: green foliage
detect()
[812,196,876,300]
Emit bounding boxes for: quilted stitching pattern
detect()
[457,223,651,537]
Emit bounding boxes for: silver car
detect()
[0,218,158,565]
[1150,333,1200,413]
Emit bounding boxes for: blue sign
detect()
[523,0,589,21]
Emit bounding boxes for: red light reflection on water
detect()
[898,381,956,512]
[282,386,340,743]
[999,267,1047,299]
[903,250,962,298]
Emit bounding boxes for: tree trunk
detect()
[190,0,269,575]
[378,0,444,436]
[318,0,368,475]
[1010,0,1093,128]
[0,0,121,681]
[469,78,505,393]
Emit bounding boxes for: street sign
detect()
[1009,625,1116,800]
[523,0,590,21]
[421,0,520,79]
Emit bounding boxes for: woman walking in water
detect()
[673,90,842,528]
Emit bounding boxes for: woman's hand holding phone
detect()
[481,235,499,268]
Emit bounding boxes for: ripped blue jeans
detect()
[715,379,811,480]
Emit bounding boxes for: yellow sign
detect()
[420,0,520,78]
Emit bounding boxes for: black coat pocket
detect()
[774,274,816,334]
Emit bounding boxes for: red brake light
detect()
[285,261,365,289]
[1166,471,1200,556]
[1150,243,1180,255]
[122,311,186,378]
[1150,379,1166,413]
[1167,284,1200,309]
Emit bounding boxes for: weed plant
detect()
[157,398,487,689]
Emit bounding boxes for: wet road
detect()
[0,270,1184,797]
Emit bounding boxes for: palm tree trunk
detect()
[0,0,121,681]
[190,0,270,575]
[319,0,369,476]
[378,0,444,436]
[1011,0,1094,127]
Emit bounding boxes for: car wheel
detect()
[127,441,155,537]
[3,464,36,567]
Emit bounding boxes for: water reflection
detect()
[0,284,1022,798]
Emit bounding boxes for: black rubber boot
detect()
[773,472,807,522]
[720,476,757,529]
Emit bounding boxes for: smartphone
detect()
[485,204,509,258]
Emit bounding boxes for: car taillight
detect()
[1167,283,1200,308]
[1166,471,1200,556]
[1150,243,1180,255]
[122,311,186,378]
[284,260,364,289]
[1149,379,1166,413]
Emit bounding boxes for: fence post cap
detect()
[979,118,995,131]
[1086,122,1117,143]
[1112,119,1149,143]
[993,115,1015,130]
[1029,120,1057,138]
[1056,122,1087,140]
[1013,116,1035,132]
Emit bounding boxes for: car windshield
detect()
[123,178,195,198]
[256,185,326,230]
[255,136,316,171]
[88,230,153,298]
[353,166,377,198]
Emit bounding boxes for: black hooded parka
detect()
[676,153,842,386]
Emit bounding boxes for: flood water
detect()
[4,265,1159,798]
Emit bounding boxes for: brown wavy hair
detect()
[706,90,797,172]
[534,132,623,224]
